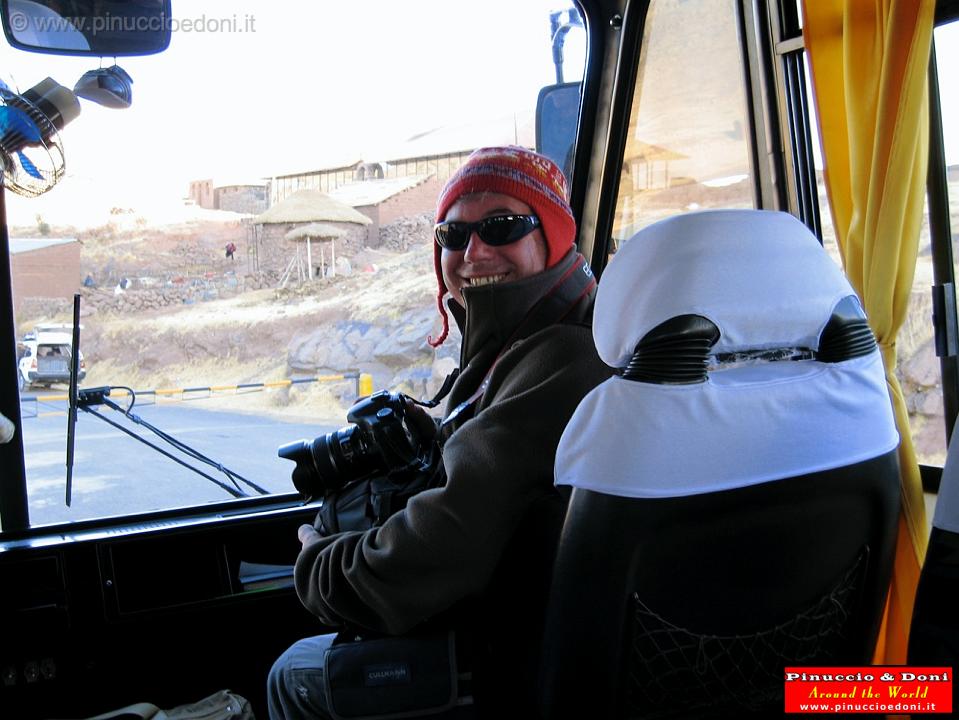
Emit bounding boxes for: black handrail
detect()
[0,185,30,532]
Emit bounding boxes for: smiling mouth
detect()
[467,273,508,287]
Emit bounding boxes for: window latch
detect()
[932,282,959,358]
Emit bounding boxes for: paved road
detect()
[19,396,342,527]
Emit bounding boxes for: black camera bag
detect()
[314,448,445,534]
[324,631,462,720]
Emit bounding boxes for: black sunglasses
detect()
[434,214,541,251]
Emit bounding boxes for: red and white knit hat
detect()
[429,146,576,347]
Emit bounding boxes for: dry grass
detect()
[66,234,435,425]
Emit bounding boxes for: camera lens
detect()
[277,438,326,497]
[319,424,384,484]
[278,423,387,498]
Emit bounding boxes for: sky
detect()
[933,22,959,163]
[0,1,955,229]
[1,0,585,226]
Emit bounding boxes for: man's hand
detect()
[298,523,324,551]
[403,398,439,442]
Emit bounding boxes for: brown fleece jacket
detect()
[294,250,613,644]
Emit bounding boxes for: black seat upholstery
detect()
[908,416,959,677]
[538,210,901,719]
[539,456,899,718]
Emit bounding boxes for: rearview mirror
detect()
[0,0,171,56]
[535,81,581,186]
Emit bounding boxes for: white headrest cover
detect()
[594,209,857,365]
[556,209,899,498]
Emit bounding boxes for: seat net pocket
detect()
[625,549,867,717]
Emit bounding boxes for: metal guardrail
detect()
[19,371,374,418]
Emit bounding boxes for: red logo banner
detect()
[784,667,952,714]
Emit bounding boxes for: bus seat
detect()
[908,415,959,672]
[538,210,901,719]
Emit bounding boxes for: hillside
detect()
[14,212,456,423]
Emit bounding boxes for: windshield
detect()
[3,0,587,528]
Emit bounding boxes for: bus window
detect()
[945,22,959,318]
[609,0,755,253]
[800,58,839,263]
[889,20,959,475]
[1,0,586,532]
[803,16,958,490]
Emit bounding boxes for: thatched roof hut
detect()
[279,223,346,283]
[254,190,371,226]
[252,190,372,273]
[284,223,348,241]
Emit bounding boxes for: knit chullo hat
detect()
[429,145,576,347]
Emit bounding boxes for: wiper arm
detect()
[62,290,269,501]
[77,387,270,498]
[65,293,81,506]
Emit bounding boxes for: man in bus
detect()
[268,146,613,718]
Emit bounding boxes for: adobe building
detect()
[215,183,269,215]
[188,178,215,209]
[8,237,82,307]
[269,111,537,207]
[328,174,443,248]
[188,177,270,215]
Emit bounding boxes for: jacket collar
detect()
[447,248,595,371]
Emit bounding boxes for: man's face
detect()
[440,192,548,307]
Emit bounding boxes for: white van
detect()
[16,324,86,391]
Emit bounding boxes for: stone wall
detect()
[379,213,433,252]
[69,272,278,316]
[216,185,269,215]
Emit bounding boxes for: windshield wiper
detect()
[77,387,268,498]
[65,294,80,506]
[63,293,269,502]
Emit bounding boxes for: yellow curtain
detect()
[801,0,934,664]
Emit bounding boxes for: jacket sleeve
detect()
[293,324,611,634]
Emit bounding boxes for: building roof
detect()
[623,139,687,163]
[328,174,432,208]
[285,223,348,241]
[215,179,269,190]
[271,155,363,181]
[390,111,535,161]
[9,237,79,254]
[252,189,372,225]
[265,110,536,181]
[190,176,269,190]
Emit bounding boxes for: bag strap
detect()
[81,703,162,720]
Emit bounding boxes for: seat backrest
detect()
[908,415,959,670]
[538,210,901,719]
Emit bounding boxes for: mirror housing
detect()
[0,0,171,56]
[535,81,581,186]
